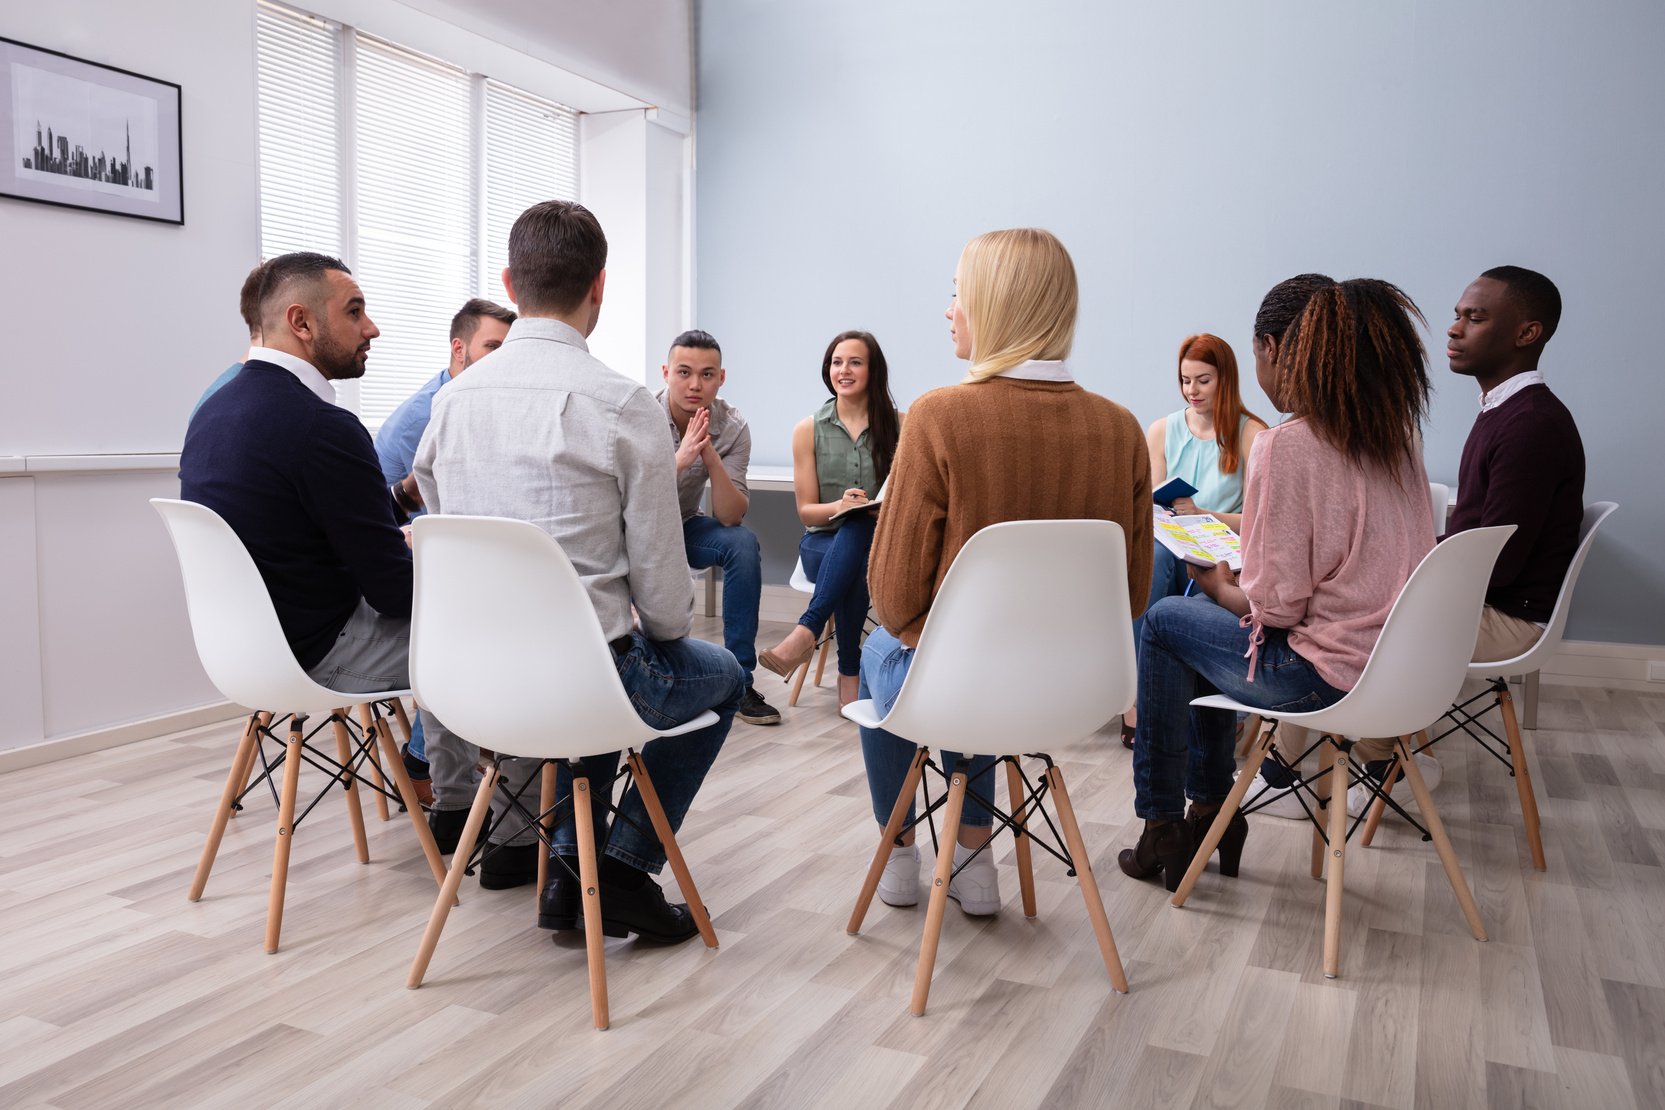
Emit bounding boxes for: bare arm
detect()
[791,417,851,528]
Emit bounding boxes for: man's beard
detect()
[315,330,366,380]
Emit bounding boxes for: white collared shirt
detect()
[1479,369,1545,412]
[248,345,337,405]
[999,359,1074,382]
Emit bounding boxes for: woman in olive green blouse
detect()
[758,330,902,706]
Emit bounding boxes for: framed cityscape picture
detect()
[0,37,183,225]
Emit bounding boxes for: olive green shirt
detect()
[808,397,879,533]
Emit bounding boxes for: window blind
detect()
[254,2,582,425]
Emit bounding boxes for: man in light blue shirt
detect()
[191,261,268,420]
[371,296,514,791]
[375,297,516,491]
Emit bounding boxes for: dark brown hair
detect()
[450,297,517,342]
[256,252,351,335]
[507,200,607,314]
[238,261,267,337]
[1277,278,1430,476]
[820,330,902,486]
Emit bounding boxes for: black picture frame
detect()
[0,36,183,225]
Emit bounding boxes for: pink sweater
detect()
[1239,420,1434,690]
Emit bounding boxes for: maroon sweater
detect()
[1445,383,1584,623]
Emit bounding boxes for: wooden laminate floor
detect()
[2,616,1662,1109]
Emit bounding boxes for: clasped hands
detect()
[675,407,719,472]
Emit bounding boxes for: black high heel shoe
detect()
[1187,805,1248,878]
[1117,819,1196,893]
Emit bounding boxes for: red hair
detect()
[1177,333,1261,474]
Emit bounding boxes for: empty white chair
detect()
[404,514,720,1031]
[151,498,446,953]
[1172,525,1515,979]
[1365,502,1618,870]
[842,520,1136,1016]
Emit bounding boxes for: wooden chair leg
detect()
[374,718,449,895]
[813,614,834,687]
[190,714,262,901]
[787,652,814,708]
[234,711,275,812]
[849,747,930,934]
[265,717,307,954]
[356,704,391,822]
[626,751,718,949]
[407,769,497,989]
[1172,730,1272,906]
[1048,767,1129,994]
[572,774,610,1030]
[333,711,370,864]
[1398,733,1487,941]
[1235,713,1264,761]
[911,763,969,1017]
[1497,685,1547,871]
[1322,740,1350,978]
[1360,750,1401,848]
[536,762,556,902]
[1006,760,1037,919]
[1310,745,1332,880]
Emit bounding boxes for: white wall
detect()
[0,0,691,756]
[694,0,1665,646]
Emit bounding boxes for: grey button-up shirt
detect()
[413,317,693,642]
[655,390,752,521]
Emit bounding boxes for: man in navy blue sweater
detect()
[181,252,540,888]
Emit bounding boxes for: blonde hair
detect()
[957,228,1079,383]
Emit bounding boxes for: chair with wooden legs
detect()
[843,520,1138,1016]
[153,499,448,953]
[1362,502,1617,871]
[1171,525,1516,979]
[403,515,721,1031]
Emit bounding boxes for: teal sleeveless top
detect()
[807,397,878,533]
[1163,409,1249,514]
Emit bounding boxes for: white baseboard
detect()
[1537,639,1665,692]
[0,700,242,773]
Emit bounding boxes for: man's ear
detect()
[286,302,310,338]
[501,267,516,305]
[1516,320,1543,348]
[591,268,606,306]
[451,337,466,362]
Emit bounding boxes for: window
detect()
[255,1,580,424]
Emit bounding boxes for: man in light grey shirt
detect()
[414,200,743,945]
[657,329,779,726]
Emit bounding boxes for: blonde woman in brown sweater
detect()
[858,228,1153,914]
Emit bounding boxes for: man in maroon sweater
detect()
[1444,265,1585,661]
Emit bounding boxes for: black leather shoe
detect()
[597,876,700,944]
[538,859,579,931]
[1117,818,1196,893]
[429,807,491,855]
[479,841,538,890]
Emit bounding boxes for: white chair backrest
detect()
[1499,501,1619,672]
[150,498,346,715]
[1428,482,1451,534]
[1293,525,1514,738]
[877,520,1137,758]
[409,514,652,760]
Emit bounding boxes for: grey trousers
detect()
[305,599,540,846]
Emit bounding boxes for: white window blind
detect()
[352,37,474,421]
[255,4,341,259]
[483,80,581,295]
[254,1,580,425]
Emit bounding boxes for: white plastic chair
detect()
[404,514,721,1031]
[1429,481,1451,534]
[1171,525,1515,979]
[1365,502,1618,870]
[841,520,1137,1015]
[150,498,446,953]
[782,557,837,706]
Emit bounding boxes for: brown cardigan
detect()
[869,375,1153,647]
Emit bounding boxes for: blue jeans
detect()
[857,627,997,828]
[683,515,761,684]
[548,632,744,873]
[799,513,875,676]
[1132,541,1190,662]
[406,710,425,763]
[1133,595,1344,821]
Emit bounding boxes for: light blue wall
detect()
[694,0,1665,645]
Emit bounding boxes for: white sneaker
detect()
[947,841,1002,916]
[877,843,921,907]
[1235,769,1318,821]
[1348,754,1441,817]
